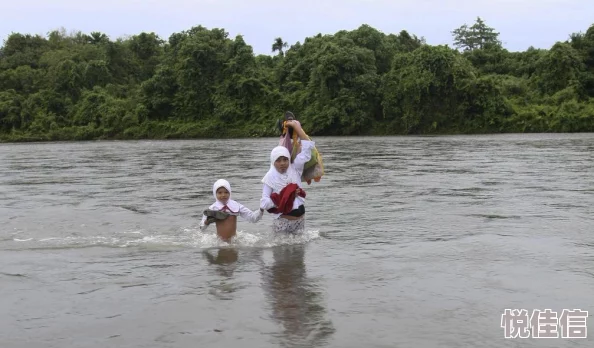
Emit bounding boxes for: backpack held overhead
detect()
[277,112,324,185]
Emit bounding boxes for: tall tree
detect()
[272,37,288,56]
[452,17,502,51]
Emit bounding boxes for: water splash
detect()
[8,227,321,250]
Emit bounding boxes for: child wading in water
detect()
[260,120,315,234]
[200,179,263,242]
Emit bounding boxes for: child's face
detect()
[216,187,230,203]
[274,156,289,173]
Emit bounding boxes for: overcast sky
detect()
[1,0,592,54]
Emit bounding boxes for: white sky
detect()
[1,0,592,54]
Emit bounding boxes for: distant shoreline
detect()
[2,21,593,142]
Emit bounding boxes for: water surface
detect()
[1,133,593,347]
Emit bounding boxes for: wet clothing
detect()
[200,179,262,232]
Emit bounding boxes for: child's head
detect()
[212,179,231,203]
[270,146,290,174]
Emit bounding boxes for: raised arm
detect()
[285,120,315,175]
[293,139,315,174]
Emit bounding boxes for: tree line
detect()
[1,17,593,142]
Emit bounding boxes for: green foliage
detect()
[382,45,479,133]
[1,20,594,142]
[533,42,585,96]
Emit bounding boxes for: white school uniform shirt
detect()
[199,199,263,231]
[260,140,315,219]
[200,179,262,231]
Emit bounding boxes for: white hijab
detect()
[212,179,240,212]
[261,146,301,193]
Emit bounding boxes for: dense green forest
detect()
[1,17,594,142]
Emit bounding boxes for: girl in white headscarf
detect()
[200,179,263,242]
[260,120,315,234]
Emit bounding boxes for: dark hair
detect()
[284,111,295,120]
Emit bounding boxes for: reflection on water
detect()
[203,248,239,268]
[204,248,242,300]
[261,244,335,347]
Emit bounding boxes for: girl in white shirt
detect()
[200,179,263,242]
[260,120,315,234]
